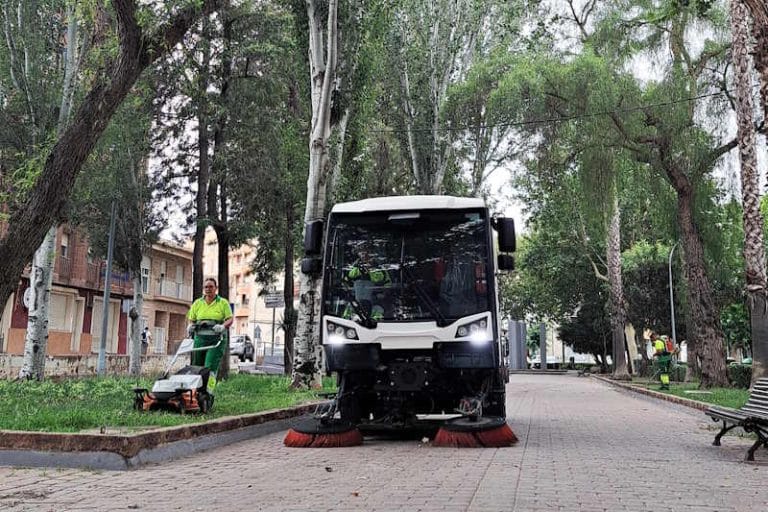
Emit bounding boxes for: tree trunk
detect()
[292,0,339,389]
[676,185,728,387]
[215,224,230,380]
[129,276,143,376]
[327,106,351,205]
[193,35,212,300]
[731,0,768,384]
[752,24,768,125]
[17,3,81,381]
[283,205,296,374]
[17,226,55,381]
[744,0,768,117]
[0,0,223,325]
[607,195,630,380]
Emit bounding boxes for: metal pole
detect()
[97,201,117,375]
[507,320,518,370]
[669,242,678,348]
[520,322,528,369]
[271,308,276,356]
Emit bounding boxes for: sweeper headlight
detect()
[455,318,490,344]
[326,321,358,343]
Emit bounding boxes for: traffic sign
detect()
[264,293,284,308]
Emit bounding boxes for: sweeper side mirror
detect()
[301,220,325,275]
[304,220,324,255]
[498,254,515,271]
[495,217,516,253]
[301,257,322,275]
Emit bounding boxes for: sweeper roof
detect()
[331,195,486,214]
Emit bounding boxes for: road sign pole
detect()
[271,308,276,356]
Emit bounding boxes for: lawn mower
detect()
[132,321,223,414]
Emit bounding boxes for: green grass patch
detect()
[0,374,335,433]
[633,379,749,409]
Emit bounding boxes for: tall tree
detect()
[730,0,768,383]
[743,0,768,121]
[389,0,499,194]
[590,0,732,387]
[0,0,225,327]
[69,82,157,376]
[17,3,85,380]
[291,0,340,388]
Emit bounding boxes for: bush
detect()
[728,364,752,389]
[670,363,687,382]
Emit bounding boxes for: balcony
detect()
[86,262,99,286]
[155,279,192,301]
[56,256,72,279]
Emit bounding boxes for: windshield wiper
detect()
[340,281,377,329]
[400,264,449,327]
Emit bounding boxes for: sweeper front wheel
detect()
[433,416,518,448]
[283,419,363,448]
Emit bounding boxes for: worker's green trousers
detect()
[192,332,227,379]
[656,354,671,389]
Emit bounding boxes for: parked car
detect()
[230,334,255,362]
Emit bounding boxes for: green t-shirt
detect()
[188,295,233,323]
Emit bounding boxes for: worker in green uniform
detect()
[343,249,391,321]
[651,332,671,390]
[187,278,233,391]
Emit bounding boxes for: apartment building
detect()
[141,241,194,354]
[201,229,297,355]
[0,226,132,355]
[0,228,193,356]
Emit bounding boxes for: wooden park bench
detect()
[705,377,768,461]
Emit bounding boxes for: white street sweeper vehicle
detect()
[286,196,516,447]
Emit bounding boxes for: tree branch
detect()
[0,0,225,323]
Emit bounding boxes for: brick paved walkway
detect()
[1,374,766,511]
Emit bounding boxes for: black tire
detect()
[239,354,245,362]
[485,390,506,418]
[199,393,211,414]
[133,397,144,411]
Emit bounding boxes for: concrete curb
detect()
[590,374,710,412]
[0,402,322,471]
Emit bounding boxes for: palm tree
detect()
[730,0,768,384]
[742,1,768,122]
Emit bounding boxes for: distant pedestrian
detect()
[651,332,671,390]
[141,327,152,355]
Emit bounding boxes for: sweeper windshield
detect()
[323,209,492,325]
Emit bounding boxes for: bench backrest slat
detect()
[741,378,768,419]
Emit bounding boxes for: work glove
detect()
[213,324,225,334]
[187,324,196,337]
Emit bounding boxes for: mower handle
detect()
[163,332,225,377]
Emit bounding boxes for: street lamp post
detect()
[669,242,678,348]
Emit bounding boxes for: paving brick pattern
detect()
[1,374,767,511]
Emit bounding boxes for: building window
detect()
[141,267,149,294]
[60,232,69,258]
[49,292,74,332]
[141,256,150,294]
[90,298,118,353]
